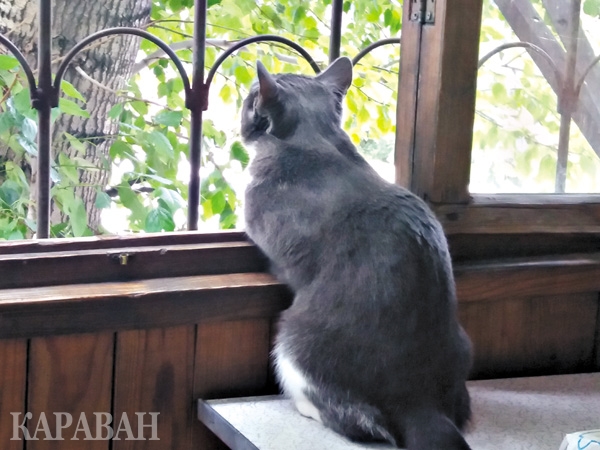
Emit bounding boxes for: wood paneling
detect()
[193,319,272,450]
[0,241,266,290]
[0,339,27,450]
[437,195,600,235]
[27,333,113,449]
[0,230,247,255]
[113,326,195,450]
[455,253,600,302]
[194,319,272,398]
[460,293,598,379]
[0,273,292,339]
[595,295,600,370]
[448,233,600,262]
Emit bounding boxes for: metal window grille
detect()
[0,0,400,238]
[3,0,597,239]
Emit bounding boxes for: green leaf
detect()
[0,111,15,135]
[537,154,556,181]
[201,198,213,218]
[95,190,112,209]
[0,55,20,70]
[219,208,237,229]
[118,185,147,222]
[234,65,253,85]
[148,130,174,159]
[130,100,149,116]
[59,98,90,118]
[64,132,87,154]
[583,0,600,16]
[60,80,86,102]
[219,84,232,103]
[156,187,184,213]
[13,89,32,115]
[110,140,132,159]
[0,180,22,207]
[58,153,81,184]
[211,190,226,214]
[108,103,124,120]
[143,173,173,185]
[7,229,25,240]
[491,82,507,102]
[153,110,183,127]
[230,141,250,168]
[69,198,88,237]
[145,207,175,232]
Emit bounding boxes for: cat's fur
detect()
[242,57,473,450]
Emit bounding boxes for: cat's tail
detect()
[396,408,472,450]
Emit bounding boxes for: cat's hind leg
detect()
[275,354,322,423]
[306,390,396,445]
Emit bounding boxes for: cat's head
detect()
[241,57,353,143]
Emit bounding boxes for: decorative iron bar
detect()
[477,0,600,193]
[0,0,400,239]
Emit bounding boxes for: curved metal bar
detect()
[477,42,562,86]
[54,27,191,106]
[0,34,37,95]
[574,53,600,98]
[204,35,320,92]
[352,37,401,66]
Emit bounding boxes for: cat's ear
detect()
[256,61,279,103]
[316,57,353,93]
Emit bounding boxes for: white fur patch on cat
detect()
[276,353,322,423]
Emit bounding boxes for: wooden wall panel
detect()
[595,293,600,370]
[113,326,195,450]
[0,339,27,450]
[460,293,599,379]
[27,333,113,450]
[193,319,272,450]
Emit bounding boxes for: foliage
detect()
[6,0,600,239]
[472,0,600,193]
[0,0,402,239]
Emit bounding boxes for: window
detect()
[472,0,600,194]
[0,0,402,241]
[396,0,600,243]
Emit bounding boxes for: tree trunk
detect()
[0,0,151,234]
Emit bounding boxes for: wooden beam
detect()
[0,230,247,255]
[455,253,600,302]
[0,273,292,339]
[411,0,483,202]
[0,241,266,289]
[436,194,600,234]
[1,251,599,339]
[394,0,423,188]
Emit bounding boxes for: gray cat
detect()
[242,57,473,450]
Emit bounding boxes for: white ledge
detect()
[198,372,600,450]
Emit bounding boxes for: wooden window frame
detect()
[395,0,600,245]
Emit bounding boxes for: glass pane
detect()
[470,0,600,194]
